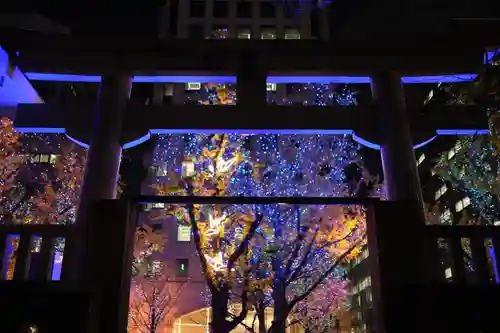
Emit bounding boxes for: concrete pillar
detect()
[237,57,267,109]
[76,73,132,224]
[370,72,424,206]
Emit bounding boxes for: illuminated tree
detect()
[153,134,262,333]
[132,224,167,277]
[0,118,23,194]
[290,277,349,333]
[129,270,187,333]
[0,117,25,223]
[31,142,86,225]
[433,135,500,224]
[427,57,500,224]
[151,133,368,333]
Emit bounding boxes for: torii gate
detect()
[1,28,499,333]
[0,30,497,222]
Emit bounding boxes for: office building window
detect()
[447,142,462,160]
[435,184,447,200]
[261,28,276,39]
[237,28,251,39]
[284,29,300,39]
[366,289,373,303]
[455,196,471,212]
[417,153,425,166]
[176,259,189,277]
[351,276,371,295]
[150,165,167,177]
[189,1,205,17]
[444,267,452,279]
[188,24,205,39]
[31,154,58,164]
[237,1,252,18]
[211,26,229,39]
[439,209,452,224]
[260,2,276,18]
[185,82,201,90]
[266,83,277,91]
[177,225,191,242]
[213,1,229,18]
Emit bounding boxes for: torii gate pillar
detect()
[76,73,132,225]
[370,72,424,208]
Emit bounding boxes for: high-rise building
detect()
[159,0,330,40]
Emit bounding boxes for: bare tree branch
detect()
[289,234,365,309]
[227,213,264,272]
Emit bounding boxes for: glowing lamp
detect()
[181,160,195,178]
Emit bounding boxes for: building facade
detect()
[159,0,330,40]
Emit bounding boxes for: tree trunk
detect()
[257,302,266,333]
[210,288,231,333]
[271,278,288,333]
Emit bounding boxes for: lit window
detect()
[424,89,434,105]
[439,209,452,224]
[39,154,49,163]
[455,197,471,212]
[152,203,165,209]
[177,225,191,242]
[351,276,371,295]
[186,82,201,90]
[447,142,462,160]
[176,258,189,277]
[417,153,425,166]
[237,31,251,39]
[266,83,277,91]
[495,221,500,226]
[444,267,452,279]
[366,289,372,303]
[435,184,447,200]
[261,30,276,40]
[49,154,57,164]
[151,165,167,177]
[284,29,300,39]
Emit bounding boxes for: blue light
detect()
[23,73,101,82]
[352,131,473,151]
[65,133,89,148]
[351,133,380,150]
[24,73,479,84]
[414,136,438,150]
[122,132,152,149]
[436,129,489,135]
[489,247,500,284]
[15,127,149,150]
[486,50,498,64]
[0,46,43,106]
[24,74,237,83]
[15,127,65,134]
[14,127,491,151]
[150,129,354,135]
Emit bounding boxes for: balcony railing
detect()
[425,225,500,284]
[0,223,75,282]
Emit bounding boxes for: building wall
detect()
[159,0,330,40]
